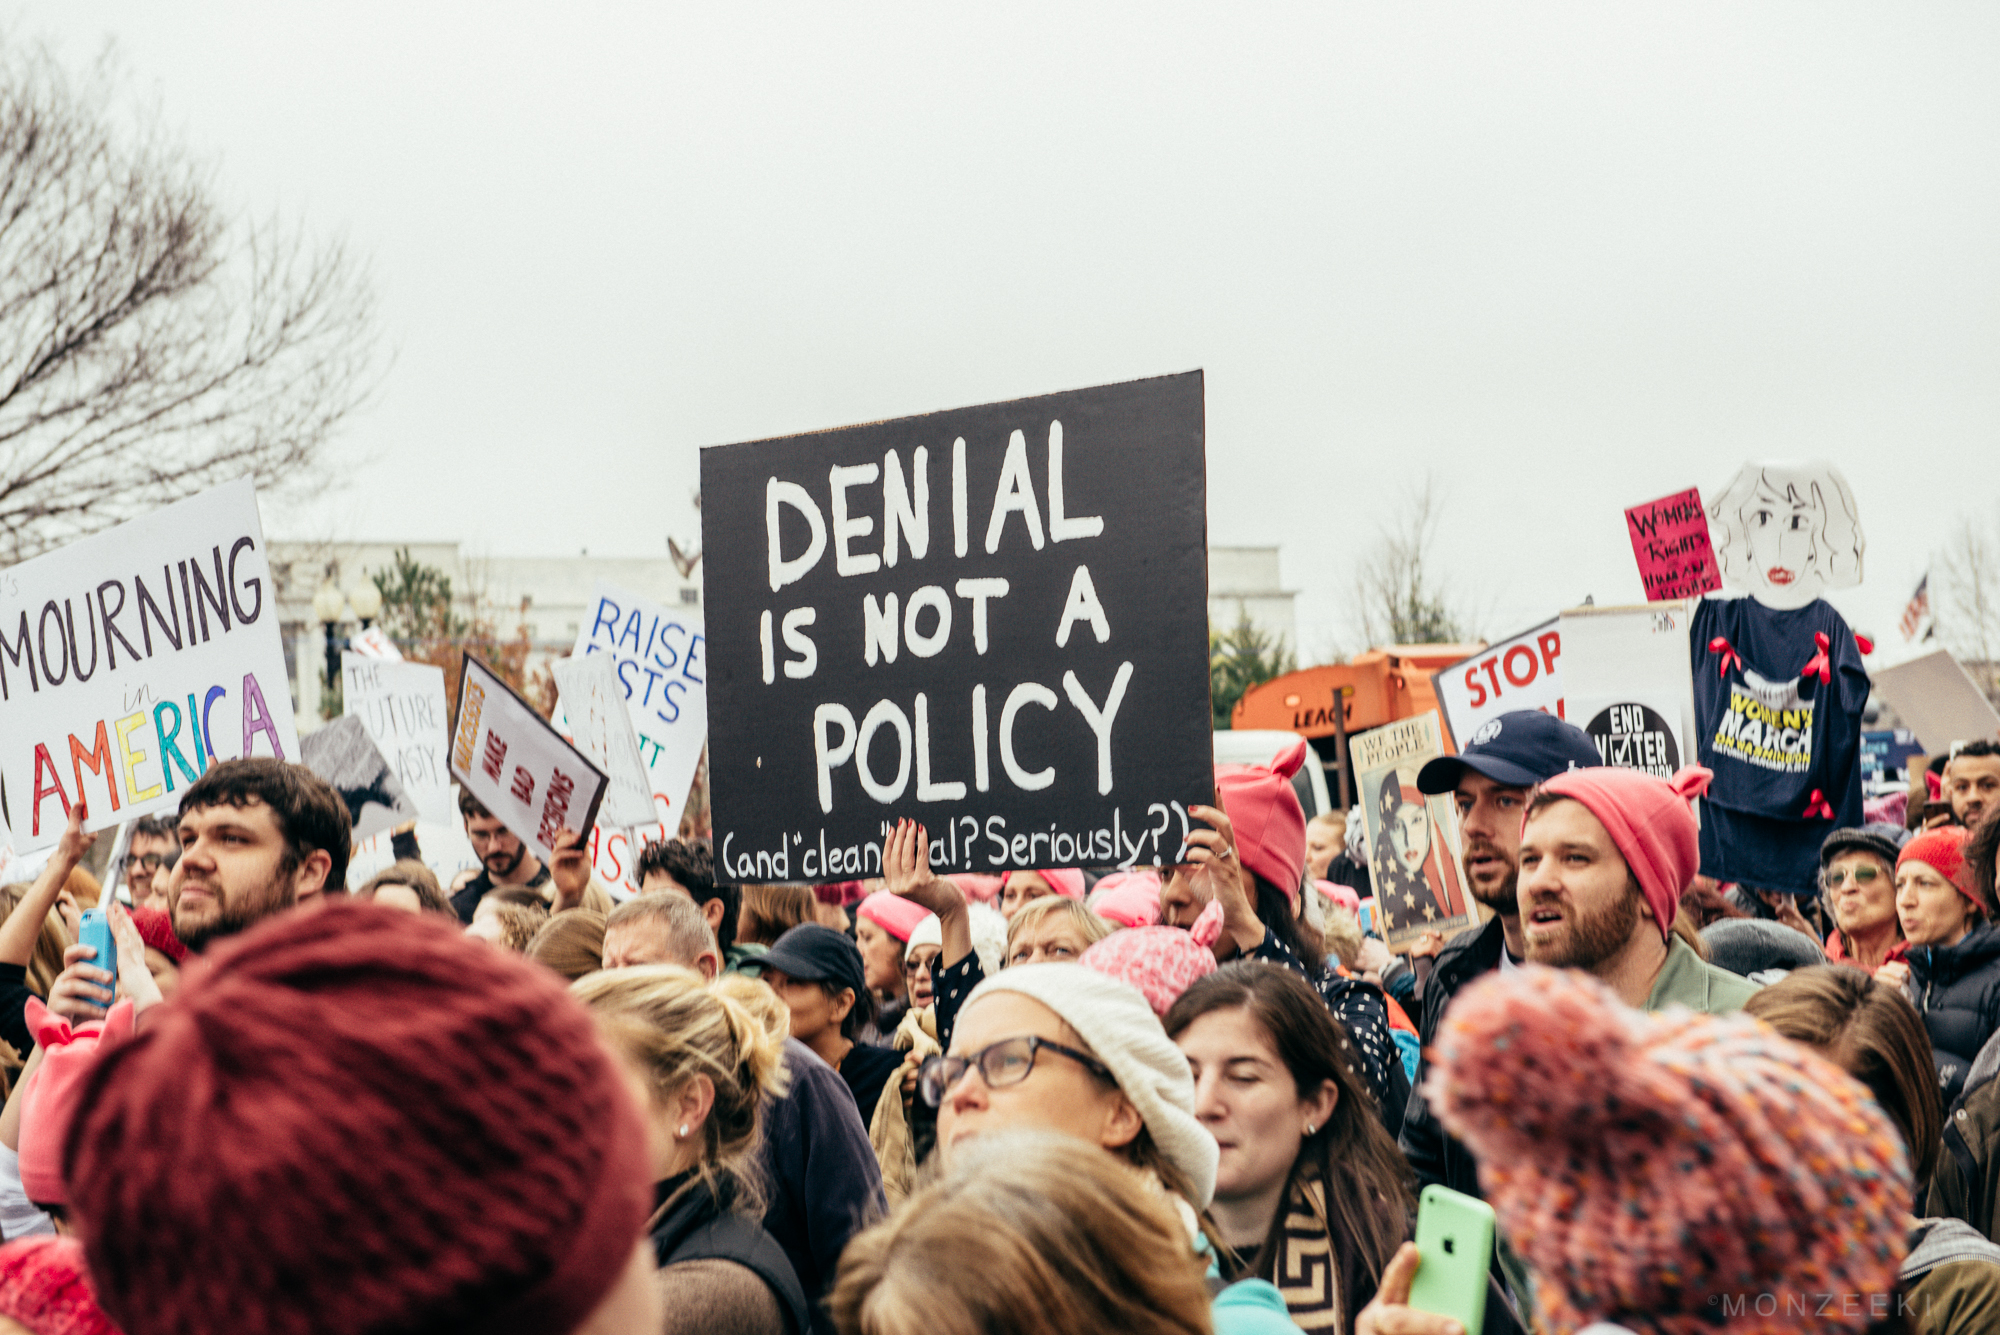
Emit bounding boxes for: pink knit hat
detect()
[1214,738,1309,907]
[1315,879,1361,915]
[857,891,932,943]
[1900,826,1981,912]
[1003,869,1086,900]
[950,874,1005,906]
[1089,870,1163,928]
[1080,901,1223,1017]
[1537,764,1712,942]
[0,1238,120,1335]
[1431,965,1909,1334]
[19,998,134,1207]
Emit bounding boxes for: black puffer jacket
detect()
[1910,924,2000,1105]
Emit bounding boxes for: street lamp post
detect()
[350,581,383,629]
[312,585,348,692]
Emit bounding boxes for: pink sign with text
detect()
[1626,487,1722,602]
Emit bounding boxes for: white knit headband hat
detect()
[961,963,1219,1208]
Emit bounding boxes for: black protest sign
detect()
[701,372,1213,884]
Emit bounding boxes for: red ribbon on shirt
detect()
[1855,633,1875,656]
[1804,789,1835,820]
[1707,636,1743,678]
[1800,632,1832,685]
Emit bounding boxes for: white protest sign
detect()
[1431,617,1564,749]
[551,652,657,829]
[449,654,608,864]
[562,581,707,884]
[1559,600,1700,787]
[342,654,454,824]
[1872,649,2000,753]
[0,479,297,852]
[348,625,402,660]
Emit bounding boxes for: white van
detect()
[1211,730,1334,818]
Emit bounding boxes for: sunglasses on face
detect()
[904,951,942,975]
[1823,865,1885,890]
[119,852,173,874]
[918,1034,1115,1108]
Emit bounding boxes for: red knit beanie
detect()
[64,902,651,1335]
[1214,738,1309,907]
[1537,764,1712,943]
[126,907,185,966]
[0,1238,121,1335]
[1900,826,1980,912]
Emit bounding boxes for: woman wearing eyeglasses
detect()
[915,961,1298,1334]
[1820,825,1909,976]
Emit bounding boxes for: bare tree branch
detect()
[1346,472,1474,648]
[0,40,380,563]
[1935,517,2000,705]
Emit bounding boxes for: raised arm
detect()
[0,803,90,969]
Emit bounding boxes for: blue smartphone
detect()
[1409,1185,1494,1335]
[78,907,117,995]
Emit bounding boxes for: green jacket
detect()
[1927,1032,2000,1239]
[724,942,770,978]
[1645,936,1761,1015]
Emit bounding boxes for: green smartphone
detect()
[1408,1184,1494,1335]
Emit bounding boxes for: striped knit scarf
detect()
[1267,1174,1343,1332]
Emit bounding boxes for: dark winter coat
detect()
[1909,924,2000,1105]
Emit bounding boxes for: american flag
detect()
[1900,574,1931,641]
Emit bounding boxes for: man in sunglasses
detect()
[120,815,180,912]
[1821,823,1910,977]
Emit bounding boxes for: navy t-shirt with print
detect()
[1691,596,1867,887]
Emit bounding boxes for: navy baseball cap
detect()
[763,923,869,998]
[1416,709,1603,794]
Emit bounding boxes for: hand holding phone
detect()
[78,907,118,993]
[1407,1185,1494,1335]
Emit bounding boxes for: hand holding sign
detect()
[881,818,973,969]
[548,826,592,912]
[449,654,609,866]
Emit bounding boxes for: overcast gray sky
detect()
[29,2,2000,664]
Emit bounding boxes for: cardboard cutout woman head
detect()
[1707,462,1865,609]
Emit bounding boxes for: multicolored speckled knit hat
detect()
[1430,965,1909,1335]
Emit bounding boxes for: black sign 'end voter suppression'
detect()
[701,372,1213,884]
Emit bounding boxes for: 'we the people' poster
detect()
[0,479,298,852]
[699,372,1214,883]
[1351,711,1475,952]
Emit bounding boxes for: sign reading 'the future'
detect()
[701,373,1214,883]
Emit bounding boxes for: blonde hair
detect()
[1321,901,1364,970]
[486,900,549,952]
[573,965,791,1209]
[830,1130,1211,1335]
[526,909,607,982]
[712,972,792,1046]
[1005,897,1114,961]
[0,884,73,998]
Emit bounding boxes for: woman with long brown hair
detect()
[1165,961,1413,1334]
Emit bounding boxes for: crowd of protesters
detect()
[0,702,1990,1335]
